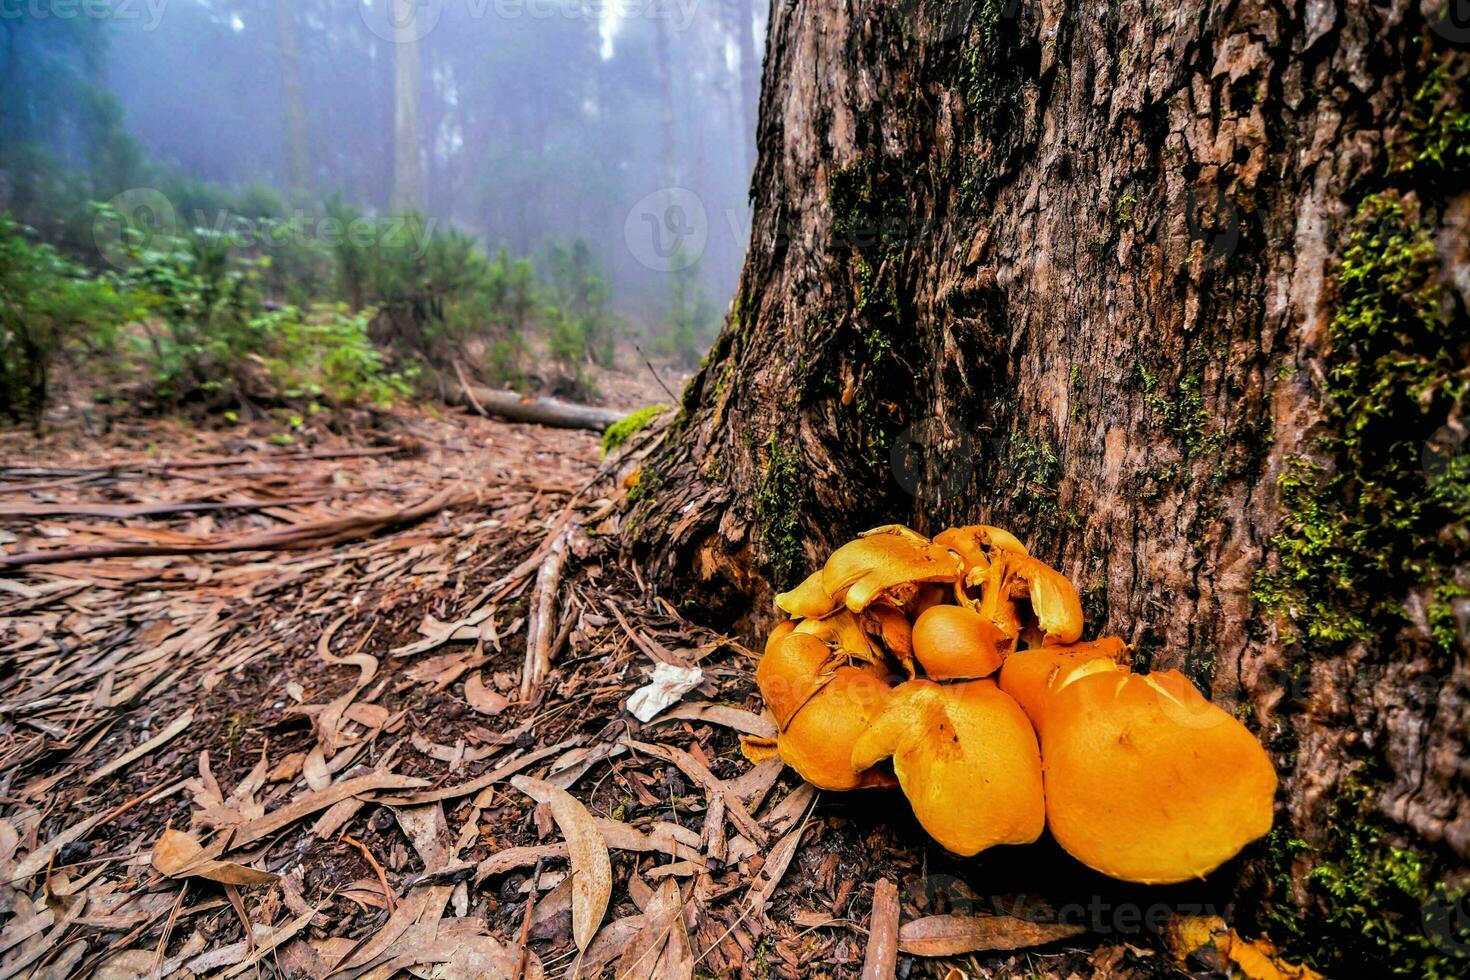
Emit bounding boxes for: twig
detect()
[340,834,396,912]
[860,879,900,980]
[633,344,679,402]
[520,526,573,701]
[454,359,488,416]
[512,856,544,980]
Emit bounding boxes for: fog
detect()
[1,0,764,325]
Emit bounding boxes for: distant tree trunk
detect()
[389,0,423,212]
[654,16,678,190]
[274,0,312,193]
[733,0,760,174]
[628,1,1470,972]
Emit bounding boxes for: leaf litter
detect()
[0,408,1138,977]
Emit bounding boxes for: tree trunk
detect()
[389,0,423,212]
[274,0,311,193]
[628,0,1470,972]
[730,0,762,175]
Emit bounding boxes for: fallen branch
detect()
[0,492,354,520]
[448,384,626,432]
[0,445,406,480]
[520,526,572,700]
[0,487,477,568]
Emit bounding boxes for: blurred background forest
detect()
[0,0,762,424]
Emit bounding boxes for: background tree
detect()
[628,1,1470,974]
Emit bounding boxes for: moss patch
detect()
[1264,782,1470,978]
[1251,192,1468,652]
[601,403,671,456]
[755,433,804,588]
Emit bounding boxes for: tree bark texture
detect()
[627,0,1470,970]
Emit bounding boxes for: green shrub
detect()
[0,215,141,423]
[255,303,413,407]
[120,225,264,403]
[543,237,617,369]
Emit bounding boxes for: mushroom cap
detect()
[965,553,1084,648]
[851,679,1045,856]
[775,568,840,620]
[1040,668,1278,883]
[997,636,1130,728]
[934,524,1029,575]
[778,665,897,790]
[822,526,963,613]
[911,605,1005,681]
[764,619,798,658]
[755,631,837,730]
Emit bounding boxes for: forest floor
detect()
[0,395,1177,978]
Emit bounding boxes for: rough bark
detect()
[628,0,1470,971]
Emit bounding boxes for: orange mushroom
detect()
[851,679,1044,855]
[1038,666,1278,883]
[997,636,1130,726]
[775,569,840,620]
[910,604,1006,680]
[962,552,1084,649]
[755,631,895,790]
[934,524,1029,575]
[755,632,837,730]
[822,526,963,613]
[779,665,896,790]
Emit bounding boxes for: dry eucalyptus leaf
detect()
[510,775,611,952]
[151,828,278,886]
[897,913,1087,956]
[464,671,510,715]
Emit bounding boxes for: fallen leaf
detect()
[151,828,278,886]
[86,709,195,784]
[897,914,1088,956]
[464,671,510,715]
[510,775,611,953]
[232,771,428,846]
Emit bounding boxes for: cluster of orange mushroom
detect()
[747,525,1278,884]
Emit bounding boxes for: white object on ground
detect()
[627,663,705,722]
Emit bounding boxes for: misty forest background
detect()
[0,0,761,422]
